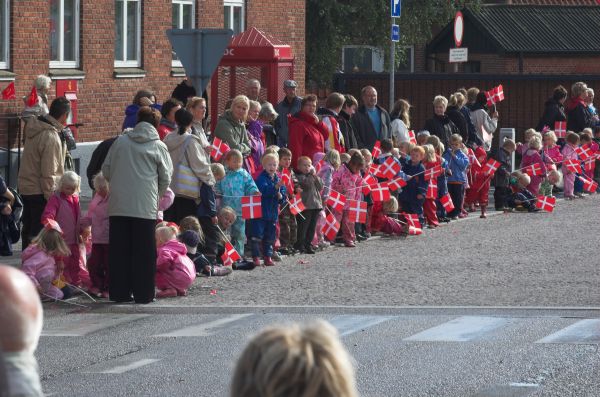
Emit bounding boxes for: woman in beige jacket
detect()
[163,108,215,224]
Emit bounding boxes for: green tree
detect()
[306,0,482,87]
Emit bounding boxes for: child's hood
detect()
[21,244,45,263]
[161,239,188,255]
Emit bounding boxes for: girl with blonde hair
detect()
[389,98,411,145]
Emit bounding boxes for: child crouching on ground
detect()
[21,220,72,300]
[507,171,538,212]
[81,172,110,298]
[294,156,323,254]
[155,224,196,298]
[251,153,286,266]
[370,197,408,237]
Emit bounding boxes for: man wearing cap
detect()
[351,86,391,150]
[274,80,302,147]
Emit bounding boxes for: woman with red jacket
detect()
[287,95,327,170]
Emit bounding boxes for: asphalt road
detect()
[32,194,600,396]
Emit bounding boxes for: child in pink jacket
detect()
[331,152,365,247]
[21,220,72,300]
[562,132,580,199]
[155,224,196,298]
[81,173,110,298]
[520,136,551,195]
[41,171,90,288]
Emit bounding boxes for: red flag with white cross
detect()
[221,242,241,266]
[368,163,380,176]
[371,183,390,202]
[326,190,346,212]
[288,194,305,215]
[347,200,367,223]
[403,213,421,229]
[554,121,566,138]
[578,176,598,193]
[388,177,407,191]
[575,145,593,161]
[484,159,501,176]
[408,226,423,236]
[372,140,382,159]
[424,165,443,181]
[584,157,596,174]
[379,157,401,180]
[408,130,417,145]
[362,174,378,195]
[535,196,556,213]
[1,82,15,100]
[26,86,37,107]
[211,137,230,161]
[322,212,340,241]
[440,193,455,212]
[426,179,438,199]
[280,168,291,186]
[241,195,262,219]
[523,163,543,177]
[564,159,582,174]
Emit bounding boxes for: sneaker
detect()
[318,241,330,249]
[263,257,275,266]
[252,257,261,267]
[156,288,177,299]
[344,241,356,248]
[100,291,109,299]
[480,214,487,219]
[356,233,367,241]
[233,260,255,271]
[211,265,232,276]
[278,247,291,255]
[177,289,188,297]
[272,251,282,262]
[304,246,316,254]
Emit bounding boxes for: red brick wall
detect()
[1,0,305,145]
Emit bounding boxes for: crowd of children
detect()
[19,106,600,302]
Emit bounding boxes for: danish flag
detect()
[535,195,556,213]
[322,212,341,241]
[326,190,346,212]
[404,213,421,229]
[408,226,423,236]
[578,176,598,193]
[221,242,241,266]
[26,86,38,107]
[369,163,380,176]
[241,195,262,219]
[1,82,15,100]
[584,157,596,173]
[426,179,438,199]
[362,174,378,195]
[371,183,390,202]
[424,165,443,181]
[575,145,593,161]
[484,159,501,176]
[347,200,367,223]
[523,163,543,177]
[372,141,382,159]
[388,177,407,191]
[486,84,505,107]
[440,193,455,212]
[288,194,305,215]
[211,137,230,161]
[315,159,325,174]
[564,159,582,174]
[378,157,401,180]
[554,121,566,138]
[280,168,291,186]
[408,130,417,145]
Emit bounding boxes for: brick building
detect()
[0,0,305,190]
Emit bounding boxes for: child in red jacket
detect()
[465,146,491,218]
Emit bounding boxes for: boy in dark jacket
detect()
[399,146,428,224]
[294,156,324,254]
[197,163,225,266]
[250,153,286,266]
[492,139,516,211]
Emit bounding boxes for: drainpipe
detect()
[518,52,523,74]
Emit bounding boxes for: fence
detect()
[333,73,600,142]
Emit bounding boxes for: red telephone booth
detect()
[210,27,294,131]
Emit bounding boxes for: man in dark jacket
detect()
[536,85,567,132]
[274,80,302,147]
[351,86,391,150]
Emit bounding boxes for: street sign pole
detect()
[389,17,395,111]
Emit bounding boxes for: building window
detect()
[464,61,481,73]
[342,46,384,73]
[172,0,195,67]
[50,0,80,68]
[114,0,141,67]
[396,46,414,73]
[0,0,8,69]
[224,0,244,35]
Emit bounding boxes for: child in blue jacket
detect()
[250,153,286,266]
[442,134,470,219]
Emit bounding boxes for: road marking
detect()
[154,313,254,337]
[42,314,149,337]
[403,316,510,342]
[329,315,395,337]
[85,358,161,374]
[536,319,600,344]
[473,383,539,397]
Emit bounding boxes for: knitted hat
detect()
[179,230,199,254]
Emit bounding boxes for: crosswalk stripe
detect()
[536,319,600,344]
[403,316,510,342]
[329,315,395,337]
[473,383,539,397]
[42,314,149,337]
[153,314,254,337]
[85,359,161,374]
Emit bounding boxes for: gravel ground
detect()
[163,195,600,307]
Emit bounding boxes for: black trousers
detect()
[109,216,157,303]
[447,183,464,218]
[198,216,219,262]
[164,196,197,224]
[494,186,511,210]
[295,209,320,250]
[21,194,47,250]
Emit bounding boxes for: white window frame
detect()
[396,45,414,73]
[171,0,195,68]
[114,0,141,68]
[0,0,8,70]
[49,0,80,69]
[341,45,384,73]
[224,0,244,35]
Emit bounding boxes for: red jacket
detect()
[288,112,327,170]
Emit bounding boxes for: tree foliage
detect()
[306,0,482,86]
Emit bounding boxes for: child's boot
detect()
[480,206,487,219]
[263,257,275,266]
[252,257,261,267]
